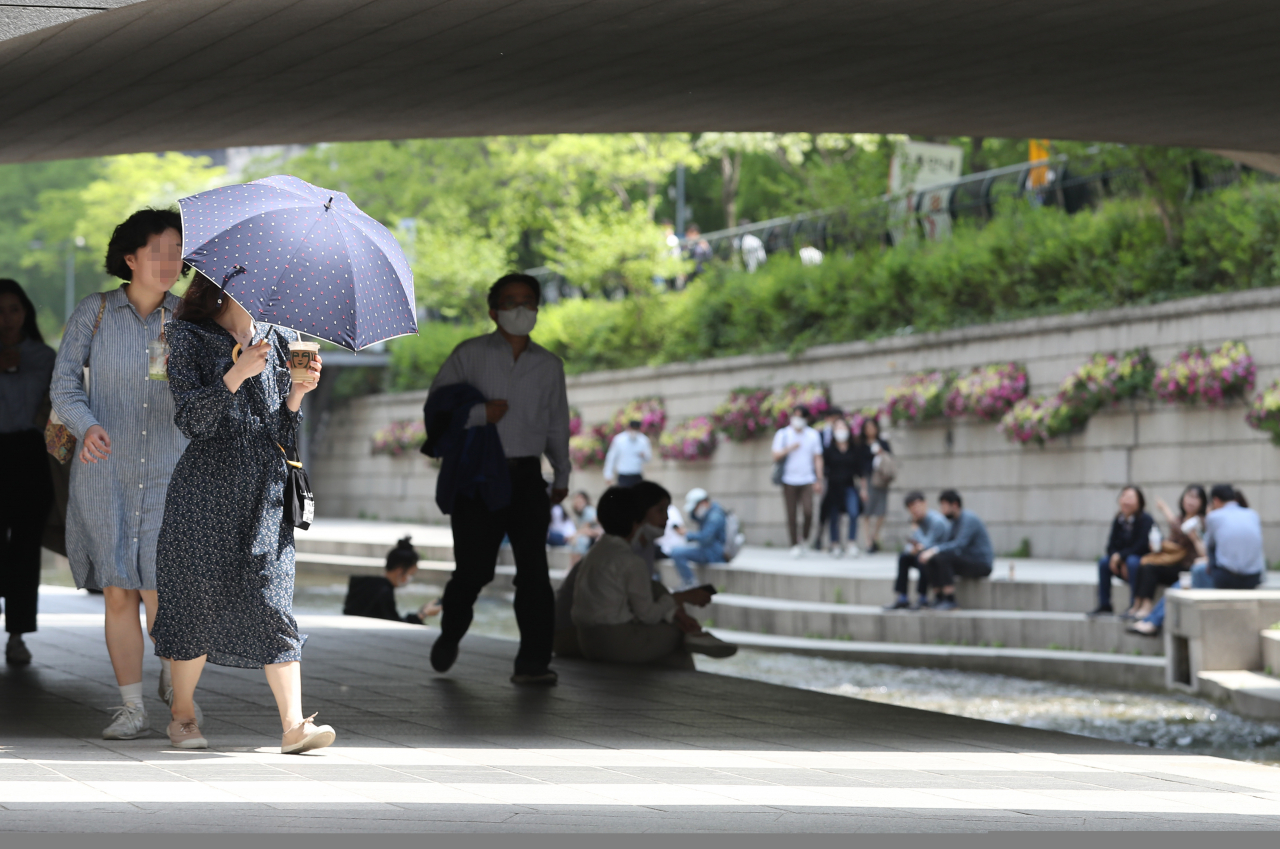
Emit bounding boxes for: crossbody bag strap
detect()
[83,291,107,368]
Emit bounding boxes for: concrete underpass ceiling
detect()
[0,0,1278,164]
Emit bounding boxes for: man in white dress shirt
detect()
[428,273,571,686]
[603,420,652,487]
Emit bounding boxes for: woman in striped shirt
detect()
[50,209,190,742]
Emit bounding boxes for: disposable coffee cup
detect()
[288,340,320,382]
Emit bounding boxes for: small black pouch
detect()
[279,436,315,530]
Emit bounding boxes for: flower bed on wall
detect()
[569,407,583,437]
[659,416,718,461]
[371,419,426,457]
[1247,381,1280,445]
[1153,340,1255,406]
[999,349,1154,445]
[607,397,666,439]
[884,371,951,426]
[762,383,830,428]
[713,387,774,442]
[570,426,608,468]
[945,363,1028,421]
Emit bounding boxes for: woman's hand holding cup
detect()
[290,352,322,395]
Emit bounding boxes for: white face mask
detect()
[790,416,806,430]
[640,523,664,542]
[496,306,537,336]
[693,504,708,520]
[833,427,850,442]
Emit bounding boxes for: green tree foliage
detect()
[530,180,1280,374]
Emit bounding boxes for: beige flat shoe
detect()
[281,713,336,755]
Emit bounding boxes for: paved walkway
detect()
[4,589,1280,833]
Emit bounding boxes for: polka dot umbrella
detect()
[178,175,417,351]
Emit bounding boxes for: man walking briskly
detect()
[603,419,652,487]
[916,489,993,610]
[427,273,571,687]
[771,406,823,558]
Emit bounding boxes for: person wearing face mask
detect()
[49,209,189,740]
[426,273,571,687]
[667,488,727,589]
[553,481,673,658]
[571,486,735,667]
[771,406,824,558]
[820,417,862,557]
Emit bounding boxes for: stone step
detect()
[658,561,1101,613]
[1194,670,1280,722]
[709,628,1167,691]
[704,593,1164,656]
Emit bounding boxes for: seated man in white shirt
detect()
[571,486,736,667]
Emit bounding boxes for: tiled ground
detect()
[3,590,1280,833]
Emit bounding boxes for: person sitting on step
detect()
[1088,486,1154,617]
[916,490,993,611]
[571,486,736,667]
[885,491,951,611]
[1190,484,1265,590]
[343,537,440,624]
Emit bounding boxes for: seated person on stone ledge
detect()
[667,487,727,590]
[1128,485,1206,622]
[343,537,440,624]
[1089,485,1154,618]
[885,491,951,611]
[916,489,993,611]
[1191,484,1265,591]
[571,486,736,667]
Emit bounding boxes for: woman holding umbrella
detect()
[151,272,328,752]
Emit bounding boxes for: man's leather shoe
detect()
[430,635,459,672]
[510,670,558,687]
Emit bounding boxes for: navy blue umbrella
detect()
[178,175,417,350]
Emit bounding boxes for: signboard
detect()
[887,141,964,244]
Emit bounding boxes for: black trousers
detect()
[1,431,53,635]
[617,473,643,487]
[895,552,928,597]
[442,458,553,675]
[925,550,992,590]
[1136,563,1183,600]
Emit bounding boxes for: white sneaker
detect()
[829,547,842,558]
[684,632,738,658]
[159,678,203,727]
[847,544,861,558]
[790,545,804,559]
[103,704,151,740]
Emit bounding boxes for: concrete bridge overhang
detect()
[0,0,1278,164]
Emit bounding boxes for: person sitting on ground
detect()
[667,487,727,589]
[885,491,952,611]
[1089,486,1154,617]
[554,481,676,657]
[566,490,601,567]
[917,490,993,610]
[343,537,439,624]
[1129,485,1206,621]
[571,486,736,667]
[1190,484,1265,590]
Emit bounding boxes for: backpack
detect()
[722,510,745,562]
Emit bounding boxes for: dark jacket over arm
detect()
[422,382,510,515]
[343,575,423,625]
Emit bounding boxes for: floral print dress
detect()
[151,319,305,669]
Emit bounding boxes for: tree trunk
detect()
[722,150,742,229]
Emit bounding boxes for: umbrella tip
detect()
[325,196,333,210]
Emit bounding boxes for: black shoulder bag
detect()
[244,328,317,530]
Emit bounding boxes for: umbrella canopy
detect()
[178,175,417,350]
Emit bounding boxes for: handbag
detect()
[45,292,107,463]
[1140,539,1192,567]
[871,447,898,488]
[279,437,315,530]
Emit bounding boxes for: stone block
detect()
[1263,631,1280,675]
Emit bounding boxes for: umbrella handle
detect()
[231,343,241,363]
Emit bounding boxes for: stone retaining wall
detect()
[310,288,1280,560]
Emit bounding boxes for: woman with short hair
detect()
[49,209,188,740]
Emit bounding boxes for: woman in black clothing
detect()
[822,418,862,556]
[1130,485,1206,620]
[856,416,893,553]
[343,537,437,624]
[1090,485,1155,617]
[0,279,56,666]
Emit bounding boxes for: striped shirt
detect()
[49,286,186,590]
[430,330,571,489]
